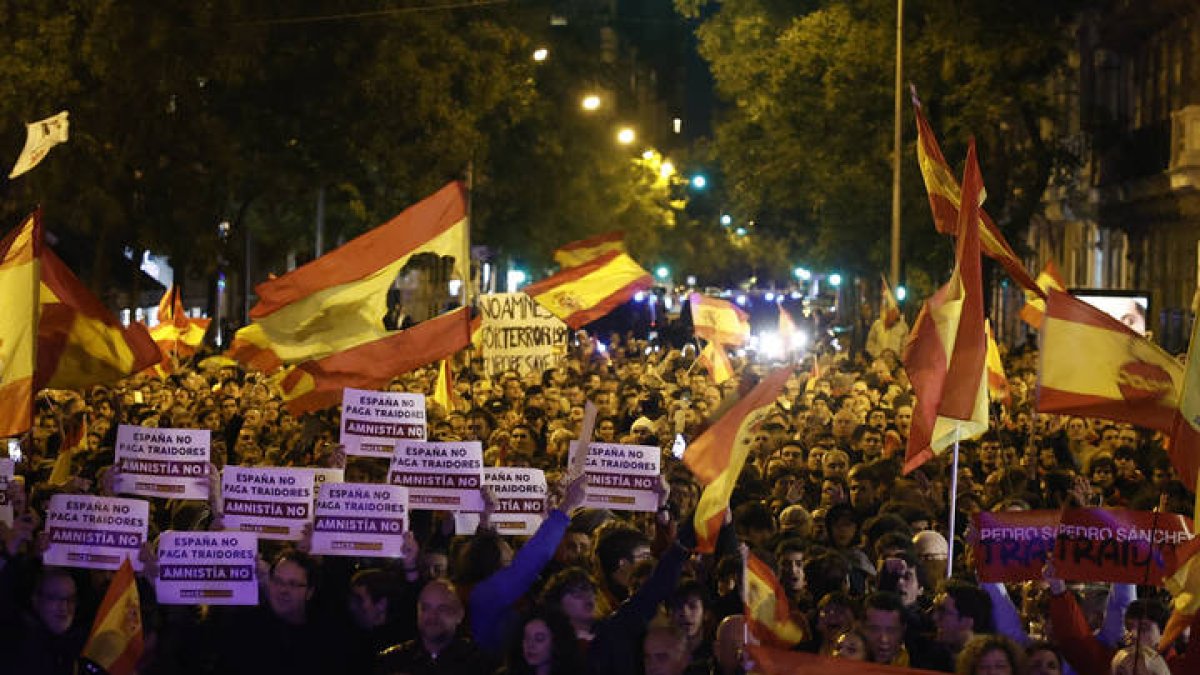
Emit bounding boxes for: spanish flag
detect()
[744,551,806,648]
[903,140,989,474]
[0,212,161,437]
[278,307,477,416]
[147,285,210,376]
[778,307,798,352]
[553,231,626,268]
[523,251,653,329]
[229,181,468,372]
[79,558,143,675]
[684,368,790,552]
[697,341,733,385]
[1038,290,1198,489]
[431,358,459,413]
[985,321,1010,406]
[689,293,750,346]
[912,90,1041,296]
[1017,260,1067,329]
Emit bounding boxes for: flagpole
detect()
[946,424,962,579]
[463,160,474,309]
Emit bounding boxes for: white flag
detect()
[9,111,70,179]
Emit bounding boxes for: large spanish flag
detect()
[0,213,39,436]
[278,306,476,416]
[1039,290,1199,489]
[79,558,143,675]
[523,250,653,329]
[229,182,468,371]
[744,551,806,648]
[1018,260,1067,329]
[912,91,1041,296]
[903,140,989,474]
[553,231,626,268]
[690,293,750,346]
[684,368,790,552]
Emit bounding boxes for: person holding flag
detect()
[866,278,909,361]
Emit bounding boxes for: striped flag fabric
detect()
[1018,260,1068,328]
[523,251,653,329]
[552,231,626,268]
[79,558,143,675]
[744,551,806,648]
[431,358,459,413]
[684,368,791,552]
[697,341,733,384]
[911,91,1042,296]
[229,181,469,372]
[778,307,798,352]
[984,321,1011,406]
[1038,289,1198,489]
[902,140,990,474]
[147,285,210,376]
[689,293,750,346]
[0,213,39,436]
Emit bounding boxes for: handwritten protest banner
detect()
[570,442,660,512]
[973,508,1195,585]
[44,494,148,571]
[0,458,12,526]
[311,483,409,557]
[221,466,315,541]
[476,293,570,376]
[114,425,210,500]
[455,468,547,535]
[156,531,258,605]
[389,441,484,511]
[340,388,426,457]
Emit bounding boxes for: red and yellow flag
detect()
[744,552,806,648]
[0,213,39,436]
[697,341,733,385]
[552,231,626,268]
[278,307,477,416]
[431,358,459,412]
[229,181,468,372]
[523,251,653,329]
[1018,260,1067,329]
[985,321,1010,406]
[778,307,798,352]
[147,285,210,376]
[912,92,1041,296]
[690,293,750,346]
[747,645,942,674]
[684,368,791,552]
[80,558,143,675]
[903,140,989,474]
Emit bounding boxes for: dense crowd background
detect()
[3,327,1200,675]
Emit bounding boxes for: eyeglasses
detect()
[270,576,308,590]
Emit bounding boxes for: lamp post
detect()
[890,0,904,292]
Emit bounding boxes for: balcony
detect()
[1169,105,1200,192]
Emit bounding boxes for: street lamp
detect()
[794,267,811,281]
[829,273,843,287]
[655,265,670,280]
[660,160,675,178]
[532,47,548,62]
[616,127,636,145]
[581,94,601,111]
[720,214,732,226]
[691,175,707,189]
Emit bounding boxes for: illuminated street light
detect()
[896,285,907,302]
[506,269,527,292]
[655,266,670,280]
[794,267,811,281]
[660,160,675,178]
[616,127,636,145]
[734,227,747,237]
[691,175,707,189]
[642,150,655,160]
[720,214,732,226]
[532,47,548,62]
[581,94,601,111]
[829,273,843,287]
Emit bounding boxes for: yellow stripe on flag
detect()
[745,552,806,648]
[525,251,653,329]
[0,213,38,436]
[82,558,143,675]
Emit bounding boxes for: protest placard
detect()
[0,458,13,526]
[973,508,1196,585]
[570,442,660,512]
[340,387,426,457]
[454,468,547,535]
[156,531,258,605]
[43,494,148,571]
[475,293,570,376]
[221,466,315,541]
[388,441,484,511]
[296,467,344,498]
[114,425,211,500]
[310,483,409,557]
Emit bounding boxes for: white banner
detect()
[156,531,258,606]
[475,293,570,376]
[221,466,315,541]
[339,388,426,457]
[114,425,211,500]
[389,441,484,511]
[310,483,409,557]
[455,467,547,536]
[44,494,148,570]
[570,442,661,512]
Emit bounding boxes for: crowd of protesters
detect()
[3,327,1200,675]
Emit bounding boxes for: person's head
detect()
[667,580,709,642]
[267,552,317,625]
[934,581,993,649]
[454,529,515,586]
[713,614,747,675]
[913,530,949,583]
[825,503,859,548]
[778,505,813,538]
[832,409,858,440]
[348,569,391,630]
[894,404,913,437]
[1110,646,1170,675]
[594,526,652,590]
[955,634,1023,675]
[643,623,691,675]
[733,501,777,547]
[862,591,906,664]
[775,539,807,596]
[32,568,77,635]
[816,591,857,643]
[833,629,872,661]
[822,449,851,480]
[1122,598,1167,650]
[555,526,593,567]
[506,608,579,674]
[1024,642,1063,675]
[421,547,450,580]
[847,464,881,510]
[417,579,465,651]
[541,567,597,629]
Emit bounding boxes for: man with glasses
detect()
[1,567,87,674]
